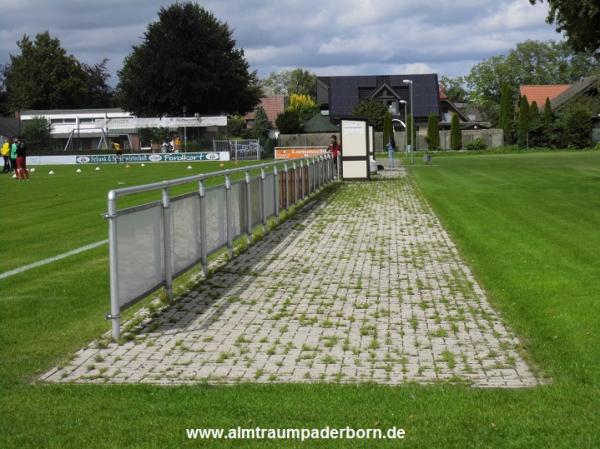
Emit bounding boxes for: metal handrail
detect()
[105,154,335,340]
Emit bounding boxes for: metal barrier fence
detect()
[212,139,261,161]
[104,155,335,339]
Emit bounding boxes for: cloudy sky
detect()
[0,0,562,85]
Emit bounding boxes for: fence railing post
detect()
[107,191,120,341]
[260,167,267,227]
[225,173,233,258]
[198,179,208,276]
[245,170,252,243]
[299,160,304,200]
[162,186,173,303]
[284,162,289,211]
[292,161,297,205]
[274,165,280,221]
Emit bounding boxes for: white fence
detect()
[213,139,260,161]
[105,155,335,339]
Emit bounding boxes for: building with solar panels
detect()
[316,74,441,132]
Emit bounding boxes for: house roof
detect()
[519,85,570,106]
[316,74,440,118]
[244,96,286,124]
[303,113,339,133]
[550,76,599,111]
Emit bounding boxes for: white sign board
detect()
[340,118,369,180]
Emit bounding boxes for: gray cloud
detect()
[0,0,560,85]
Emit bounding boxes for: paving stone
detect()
[42,167,539,388]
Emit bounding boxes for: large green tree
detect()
[261,69,317,98]
[440,75,468,102]
[498,84,515,145]
[117,2,261,116]
[530,1,600,57]
[465,39,600,123]
[4,32,112,112]
[352,100,388,131]
[517,96,531,148]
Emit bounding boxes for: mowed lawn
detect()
[2,152,600,448]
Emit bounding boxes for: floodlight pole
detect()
[403,79,414,164]
[400,100,407,162]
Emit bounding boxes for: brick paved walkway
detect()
[42,168,539,387]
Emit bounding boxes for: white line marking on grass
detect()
[0,240,108,281]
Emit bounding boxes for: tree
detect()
[4,31,112,112]
[352,100,388,131]
[426,114,440,151]
[498,84,515,145]
[286,93,318,126]
[227,115,246,137]
[440,75,468,102]
[530,1,600,57]
[251,106,270,142]
[383,112,393,147]
[117,2,261,116]
[465,39,600,123]
[517,95,531,148]
[21,117,52,151]
[528,101,543,147]
[561,104,593,148]
[450,113,462,150]
[275,110,301,134]
[261,69,317,97]
[543,98,556,147]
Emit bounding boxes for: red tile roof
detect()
[519,85,571,106]
[244,96,286,124]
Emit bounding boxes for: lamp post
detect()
[403,79,414,164]
[182,106,187,153]
[399,99,407,161]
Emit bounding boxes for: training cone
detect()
[187,165,192,169]
[76,168,82,173]
[141,163,145,167]
[48,170,54,175]
[12,173,17,178]
[219,163,224,167]
[95,166,100,171]
[125,164,130,168]
[30,167,36,173]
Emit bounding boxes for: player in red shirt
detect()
[327,135,341,177]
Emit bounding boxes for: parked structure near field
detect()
[19,108,227,151]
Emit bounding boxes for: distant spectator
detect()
[1,138,11,173]
[14,137,29,180]
[386,137,396,168]
[10,137,18,174]
[112,141,123,163]
[162,138,172,153]
[327,135,341,176]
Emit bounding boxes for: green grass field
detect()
[2,152,600,448]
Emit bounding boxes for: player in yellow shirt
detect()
[1,138,12,173]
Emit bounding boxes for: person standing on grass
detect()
[10,137,18,174]
[1,138,11,173]
[14,137,28,180]
[327,135,341,177]
[112,141,123,163]
[386,137,396,168]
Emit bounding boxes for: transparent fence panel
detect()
[115,203,164,307]
[205,186,227,254]
[250,177,261,228]
[264,173,275,218]
[230,182,245,239]
[171,193,201,275]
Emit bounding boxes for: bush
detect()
[426,114,440,151]
[562,104,593,149]
[465,138,488,151]
[21,117,52,151]
[275,110,301,134]
[450,113,462,150]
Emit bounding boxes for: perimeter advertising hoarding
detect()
[274,147,327,159]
